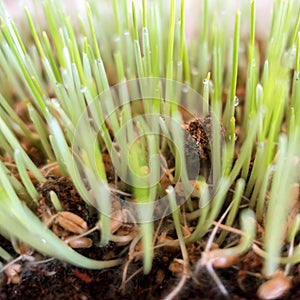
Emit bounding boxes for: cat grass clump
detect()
[0,0,300,299]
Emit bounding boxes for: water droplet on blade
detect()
[234,96,239,107]
[203,78,209,85]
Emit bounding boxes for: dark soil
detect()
[2,249,300,300]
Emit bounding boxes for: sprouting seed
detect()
[257,271,291,300]
[67,237,93,249]
[211,254,239,269]
[56,211,88,234]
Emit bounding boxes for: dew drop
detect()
[296,71,300,81]
[234,96,239,107]
[228,133,237,141]
[41,239,46,244]
[81,86,87,93]
[203,78,209,85]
